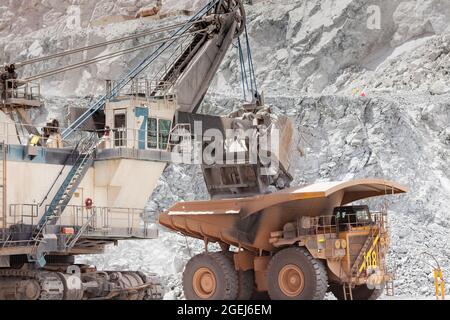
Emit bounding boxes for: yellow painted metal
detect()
[30,135,40,146]
[434,269,445,300]
[342,230,371,271]
[358,234,380,274]
[334,239,341,249]
[340,239,347,249]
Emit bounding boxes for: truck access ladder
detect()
[32,134,99,263]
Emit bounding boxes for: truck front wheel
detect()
[267,247,328,300]
[183,252,238,300]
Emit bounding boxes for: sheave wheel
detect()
[183,252,238,300]
[267,247,328,300]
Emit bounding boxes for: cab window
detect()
[355,208,371,223]
[158,119,171,150]
[147,118,172,150]
[147,118,158,149]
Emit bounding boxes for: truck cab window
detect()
[356,208,371,223]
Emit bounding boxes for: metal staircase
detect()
[350,228,379,278]
[65,209,97,250]
[31,133,99,264]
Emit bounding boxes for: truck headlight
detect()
[334,240,341,249]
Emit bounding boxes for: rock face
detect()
[2,0,450,298]
[0,0,206,96]
[214,0,450,96]
[159,0,208,17]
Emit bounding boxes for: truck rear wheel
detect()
[237,270,255,300]
[251,291,271,300]
[183,252,238,300]
[267,247,328,300]
[329,283,384,300]
[223,251,255,300]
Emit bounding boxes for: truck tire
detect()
[223,252,255,300]
[329,283,384,300]
[267,247,328,300]
[183,252,238,300]
[237,270,255,300]
[251,291,271,300]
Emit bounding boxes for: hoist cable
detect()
[237,37,249,100]
[23,28,207,82]
[237,40,246,100]
[244,23,258,95]
[15,20,204,68]
[237,21,258,101]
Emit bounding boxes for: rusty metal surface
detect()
[164,179,407,217]
[159,179,407,252]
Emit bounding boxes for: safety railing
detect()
[100,127,171,151]
[106,78,175,100]
[6,203,154,240]
[0,204,39,246]
[300,212,387,236]
[371,211,388,230]
[51,205,152,238]
[2,79,41,100]
[0,120,174,152]
[8,204,39,226]
[0,120,91,148]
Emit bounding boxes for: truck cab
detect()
[334,205,372,231]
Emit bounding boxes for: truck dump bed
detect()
[159,179,407,252]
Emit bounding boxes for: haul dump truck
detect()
[159,179,408,300]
